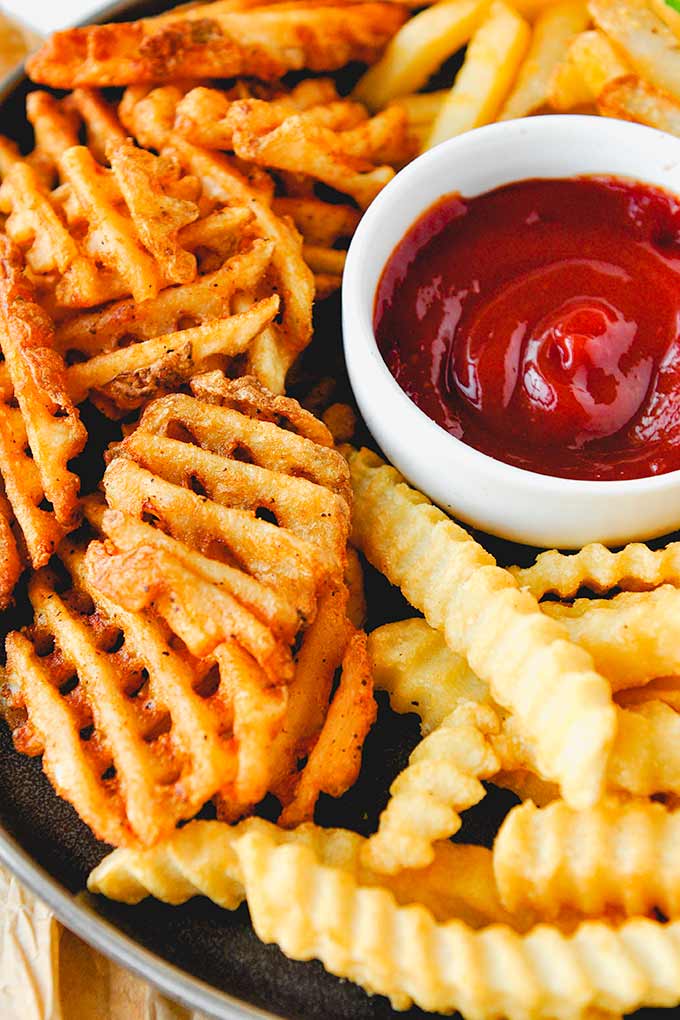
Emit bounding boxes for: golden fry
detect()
[589,0,680,99]
[598,74,680,135]
[348,447,616,807]
[494,797,680,921]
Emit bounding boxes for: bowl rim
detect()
[0,6,280,1018]
[343,114,680,495]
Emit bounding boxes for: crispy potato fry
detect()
[0,238,85,576]
[4,537,244,848]
[491,767,560,806]
[494,797,680,921]
[348,447,616,808]
[498,0,590,119]
[214,822,680,1015]
[279,629,376,826]
[167,139,314,391]
[0,486,22,609]
[426,1,530,148]
[616,675,680,711]
[589,0,680,99]
[368,617,491,732]
[549,29,628,110]
[651,0,680,39]
[607,701,680,797]
[362,702,500,873]
[272,197,360,247]
[598,74,680,134]
[510,541,680,598]
[388,89,447,125]
[354,0,490,111]
[64,88,128,165]
[26,2,407,88]
[542,587,680,691]
[88,816,523,928]
[25,91,80,181]
[345,546,367,629]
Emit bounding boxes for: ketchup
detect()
[375,177,680,481]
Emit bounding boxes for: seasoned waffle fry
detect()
[166,139,314,391]
[348,447,616,807]
[354,0,489,112]
[88,816,521,928]
[271,197,360,248]
[498,0,590,119]
[279,629,376,826]
[542,587,680,690]
[4,535,245,847]
[64,88,127,164]
[368,617,490,732]
[0,486,21,610]
[494,797,680,921]
[509,541,680,599]
[362,701,501,873]
[66,287,279,409]
[26,2,407,88]
[25,91,80,181]
[211,822,680,1016]
[0,238,85,572]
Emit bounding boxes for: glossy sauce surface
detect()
[375,177,680,480]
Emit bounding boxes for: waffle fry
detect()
[348,446,616,808]
[0,486,21,610]
[186,821,680,1017]
[279,629,376,826]
[542,587,680,690]
[64,88,128,164]
[88,816,522,928]
[494,797,680,921]
[26,1,407,88]
[509,541,680,598]
[0,238,85,576]
[4,535,245,848]
[362,702,501,873]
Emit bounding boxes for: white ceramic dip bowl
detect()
[342,115,680,549]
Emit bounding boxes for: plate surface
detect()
[0,5,669,1018]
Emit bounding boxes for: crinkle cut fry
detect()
[541,586,680,690]
[493,797,680,922]
[98,819,680,1019]
[0,237,85,559]
[509,541,680,599]
[26,2,408,89]
[5,540,242,847]
[347,447,616,808]
[87,817,523,929]
[361,702,500,874]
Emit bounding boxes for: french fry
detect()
[589,0,680,100]
[362,702,501,873]
[498,0,590,120]
[651,0,680,40]
[492,767,560,807]
[5,537,241,848]
[616,675,680,712]
[88,816,524,928]
[353,0,489,112]
[426,1,531,149]
[607,701,680,797]
[0,238,85,577]
[26,2,408,89]
[388,89,448,124]
[549,29,629,111]
[509,541,680,598]
[541,587,680,691]
[494,797,680,921]
[279,629,377,826]
[348,447,616,808]
[598,74,680,135]
[368,617,491,732]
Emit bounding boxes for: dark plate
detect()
[0,4,670,1018]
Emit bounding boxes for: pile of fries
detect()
[0,0,680,1018]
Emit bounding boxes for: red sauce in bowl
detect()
[375,177,680,481]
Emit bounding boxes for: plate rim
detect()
[0,1,284,1016]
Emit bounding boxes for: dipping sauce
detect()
[375,177,680,481]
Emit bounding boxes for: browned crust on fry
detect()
[26,2,408,89]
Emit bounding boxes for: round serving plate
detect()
[0,4,669,1018]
